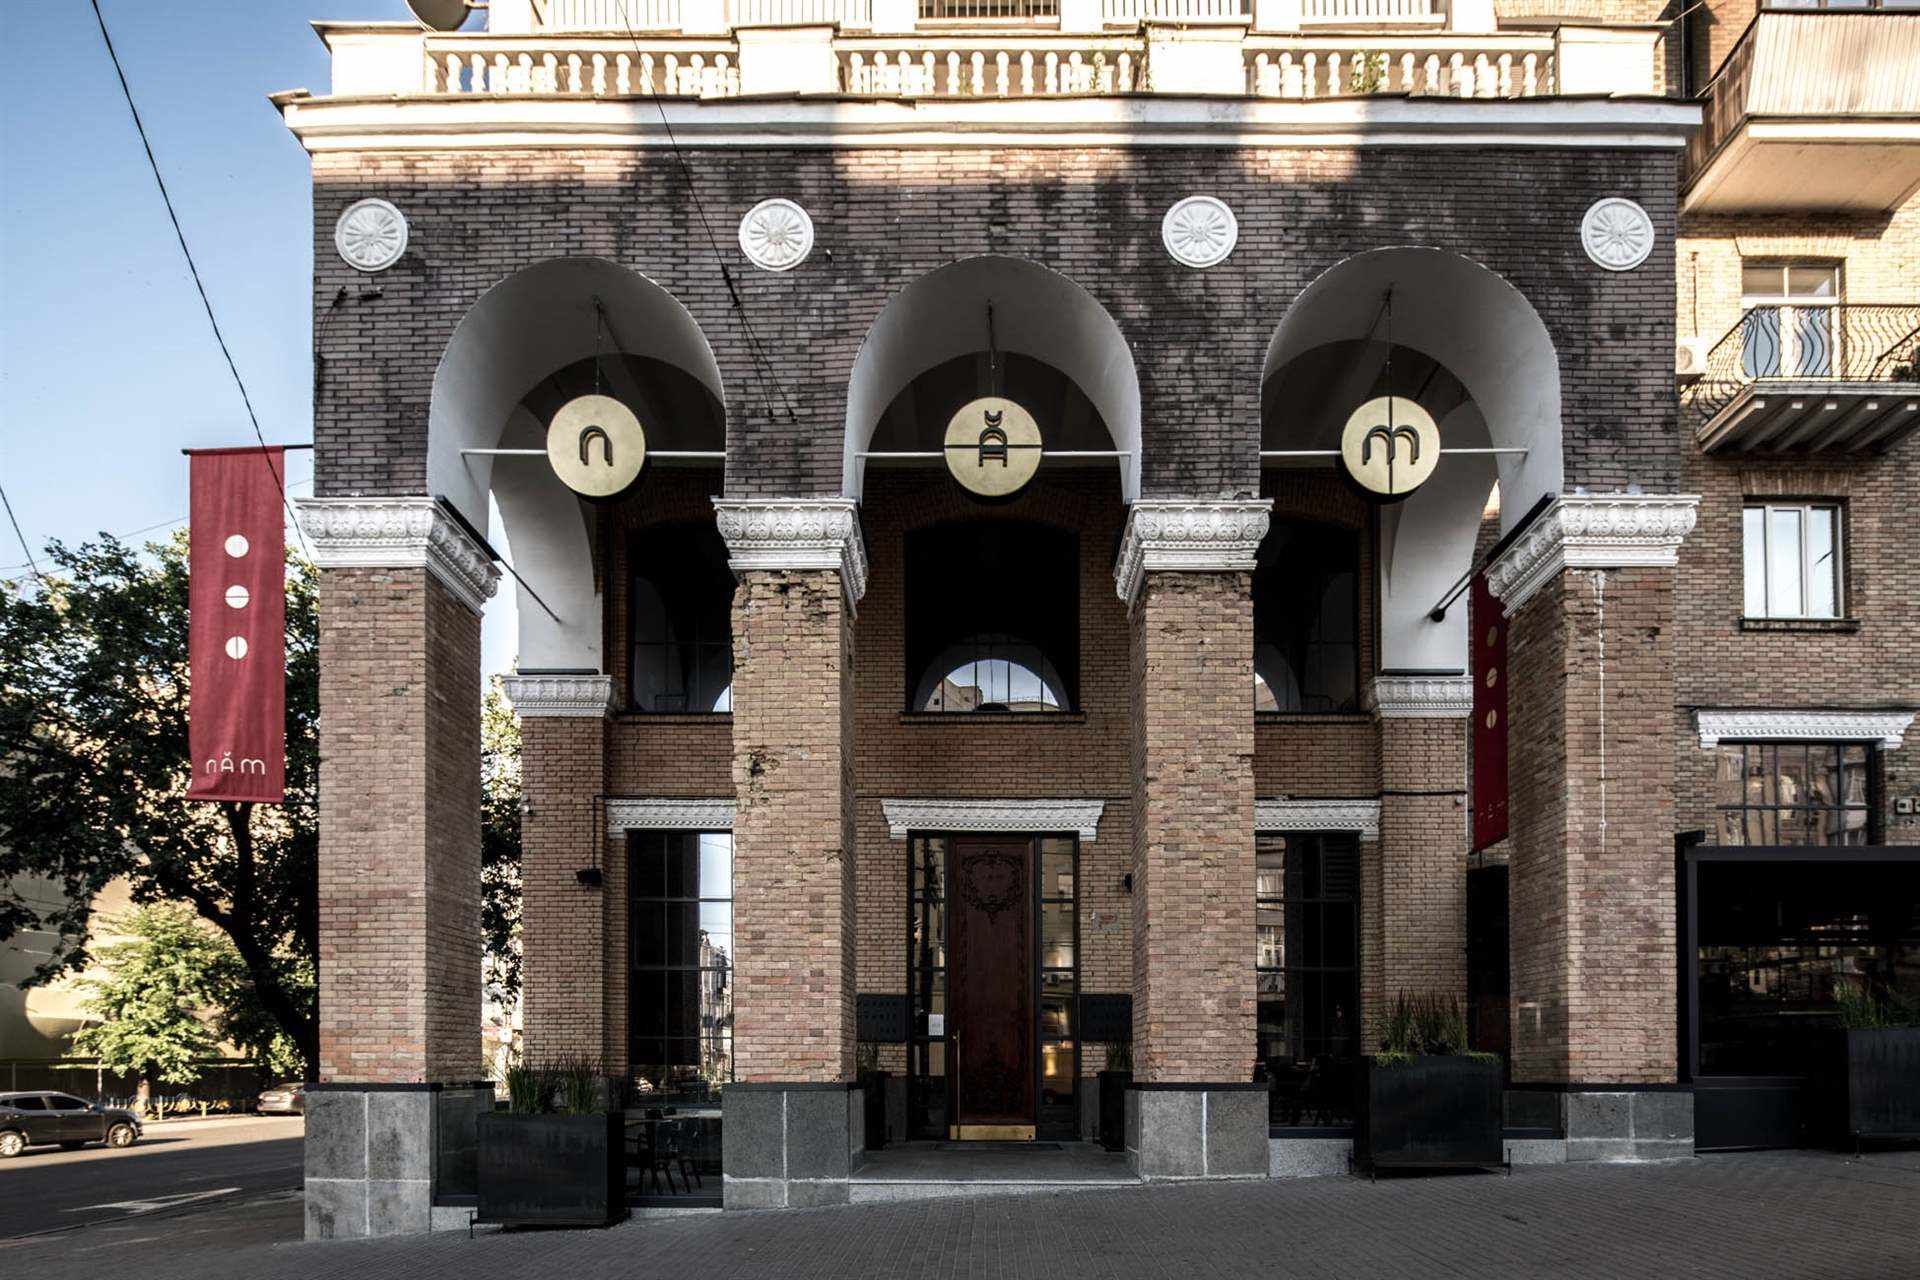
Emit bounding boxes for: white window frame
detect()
[1743,501,1844,620]
[1740,260,1841,379]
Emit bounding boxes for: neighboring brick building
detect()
[278,0,1916,1237]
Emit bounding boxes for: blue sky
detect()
[2,1,519,676]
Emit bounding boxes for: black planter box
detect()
[1836,1028,1920,1144]
[1098,1071,1131,1153]
[477,1112,628,1228]
[863,1073,890,1151]
[1353,1055,1503,1173]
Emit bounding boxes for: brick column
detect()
[1364,674,1472,1048]
[1487,493,1698,1161]
[503,674,613,1068]
[1116,499,1271,1180]
[713,498,866,1208]
[297,497,500,1238]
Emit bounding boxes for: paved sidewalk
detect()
[12,1149,1920,1280]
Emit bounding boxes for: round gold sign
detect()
[944,397,1042,499]
[547,394,646,500]
[1339,396,1441,502]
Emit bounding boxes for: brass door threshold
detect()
[948,1124,1037,1141]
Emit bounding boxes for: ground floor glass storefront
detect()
[1256,833,1360,1127]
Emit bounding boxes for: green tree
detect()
[481,676,523,1014]
[0,535,319,1077]
[71,903,226,1108]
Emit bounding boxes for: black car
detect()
[0,1091,141,1157]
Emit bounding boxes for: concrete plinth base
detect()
[1125,1084,1268,1180]
[722,1082,865,1209]
[304,1082,493,1239]
[1563,1088,1695,1162]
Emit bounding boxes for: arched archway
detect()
[427,257,725,670]
[1263,248,1564,672]
[842,256,1141,501]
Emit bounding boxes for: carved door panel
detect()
[948,835,1034,1138]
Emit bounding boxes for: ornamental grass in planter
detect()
[1831,980,1920,1147]
[1353,993,1503,1174]
[477,1056,628,1228]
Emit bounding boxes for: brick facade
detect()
[315,568,482,1083]
[729,568,857,1083]
[1129,572,1258,1084]
[1369,717,1471,1046]
[519,714,610,1065]
[1507,567,1680,1085]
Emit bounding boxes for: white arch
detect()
[842,256,1141,501]
[428,257,724,670]
[1264,248,1562,672]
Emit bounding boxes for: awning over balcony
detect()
[1691,304,1920,454]
[1683,12,1920,215]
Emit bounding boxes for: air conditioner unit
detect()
[1676,337,1708,380]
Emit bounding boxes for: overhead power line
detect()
[0,483,46,582]
[86,0,311,558]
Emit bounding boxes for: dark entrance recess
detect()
[907,834,1080,1141]
[1681,843,1920,1151]
[1466,864,1510,1059]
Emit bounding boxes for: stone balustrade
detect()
[317,17,1646,100]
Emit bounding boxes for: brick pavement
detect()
[12,1150,1919,1280]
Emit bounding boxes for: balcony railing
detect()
[920,1,1059,17]
[1691,304,1920,450]
[1247,36,1552,99]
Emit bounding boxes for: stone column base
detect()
[304,1082,493,1239]
[722,1083,865,1209]
[1562,1088,1694,1162]
[1125,1084,1268,1180]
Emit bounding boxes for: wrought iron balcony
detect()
[1691,304,1920,454]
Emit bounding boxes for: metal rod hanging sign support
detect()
[431,495,561,623]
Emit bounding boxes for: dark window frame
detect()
[1256,832,1361,1128]
[1253,520,1364,715]
[626,521,735,716]
[627,829,734,1093]
[1711,740,1880,847]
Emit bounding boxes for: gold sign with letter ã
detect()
[548,394,647,500]
[1339,395,1440,503]
[945,396,1042,499]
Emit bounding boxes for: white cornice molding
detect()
[1366,674,1473,719]
[881,799,1107,842]
[1114,499,1272,606]
[606,798,736,832]
[1695,709,1915,749]
[1256,798,1381,841]
[502,673,614,718]
[279,95,1702,155]
[295,497,499,616]
[713,498,868,610]
[1484,493,1698,616]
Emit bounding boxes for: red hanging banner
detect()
[1470,571,1508,852]
[187,447,286,804]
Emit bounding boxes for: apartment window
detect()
[1713,743,1874,847]
[1740,261,1840,378]
[629,831,734,1092]
[1742,502,1842,619]
[629,522,734,713]
[1256,833,1360,1126]
[1254,522,1361,713]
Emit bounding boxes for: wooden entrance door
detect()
[948,835,1034,1139]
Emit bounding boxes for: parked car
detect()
[256,1082,305,1115]
[0,1091,141,1158]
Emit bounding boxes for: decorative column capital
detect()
[295,497,499,616]
[501,673,614,719]
[1485,493,1698,616]
[1366,673,1473,719]
[713,498,868,609]
[1114,498,1273,607]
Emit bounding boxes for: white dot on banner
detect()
[226,585,250,609]
[225,636,249,660]
[225,535,250,558]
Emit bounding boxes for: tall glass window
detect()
[1713,742,1874,846]
[629,831,733,1097]
[907,835,949,1138]
[904,521,1078,715]
[1742,503,1841,620]
[1254,522,1361,713]
[629,522,735,713]
[1037,836,1077,1130]
[1256,833,1360,1125]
